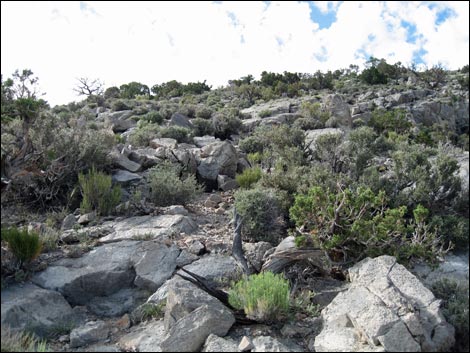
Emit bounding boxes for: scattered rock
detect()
[179,254,241,282]
[112,170,142,185]
[61,214,77,230]
[217,174,239,191]
[239,336,254,351]
[78,211,96,225]
[203,334,239,352]
[169,112,193,129]
[1,283,77,338]
[109,150,142,172]
[70,320,109,348]
[119,320,165,352]
[150,138,178,149]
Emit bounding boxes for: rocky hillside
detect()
[1,64,469,352]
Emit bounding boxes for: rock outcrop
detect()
[314,255,455,352]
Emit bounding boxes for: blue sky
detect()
[1,1,469,106]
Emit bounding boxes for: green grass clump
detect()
[228,271,290,323]
[1,327,48,352]
[236,167,262,189]
[78,166,122,216]
[1,227,43,268]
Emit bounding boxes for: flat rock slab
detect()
[1,283,76,338]
[314,255,455,352]
[32,240,183,313]
[202,334,239,352]
[99,215,197,243]
[119,320,165,352]
[70,320,109,348]
[179,254,241,282]
[88,288,149,317]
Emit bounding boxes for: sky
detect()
[2,1,469,106]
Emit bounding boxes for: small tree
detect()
[73,77,104,98]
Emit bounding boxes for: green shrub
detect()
[128,122,160,147]
[228,271,290,323]
[143,111,164,124]
[258,109,272,118]
[236,167,262,188]
[1,227,43,267]
[212,111,242,139]
[195,106,213,119]
[148,163,202,206]
[159,126,192,143]
[234,187,283,244]
[239,125,305,155]
[192,118,215,136]
[432,279,469,352]
[368,109,411,136]
[239,136,265,154]
[290,185,448,264]
[1,327,48,352]
[299,101,330,124]
[292,117,324,130]
[78,167,122,216]
[111,99,131,111]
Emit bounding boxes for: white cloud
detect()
[1,1,468,106]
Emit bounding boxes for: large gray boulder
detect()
[132,241,181,292]
[112,170,142,185]
[109,150,142,172]
[240,98,294,119]
[100,110,135,133]
[323,94,351,126]
[178,254,241,282]
[99,214,197,243]
[119,320,165,352]
[69,320,109,348]
[1,283,76,337]
[160,280,235,352]
[314,255,455,352]
[32,241,139,306]
[32,240,184,311]
[202,334,239,352]
[197,141,238,182]
[169,113,193,129]
[304,128,344,152]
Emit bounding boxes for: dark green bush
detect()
[143,111,164,124]
[195,106,213,119]
[192,118,215,136]
[234,187,283,244]
[128,122,160,147]
[1,227,43,267]
[78,167,122,216]
[212,111,242,139]
[159,126,192,143]
[228,271,290,323]
[432,278,469,352]
[148,163,202,206]
[290,185,448,264]
[111,99,131,112]
[368,109,411,136]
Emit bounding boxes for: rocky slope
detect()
[1,70,469,352]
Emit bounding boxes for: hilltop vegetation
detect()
[1,59,469,264]
[1,58,469,352]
